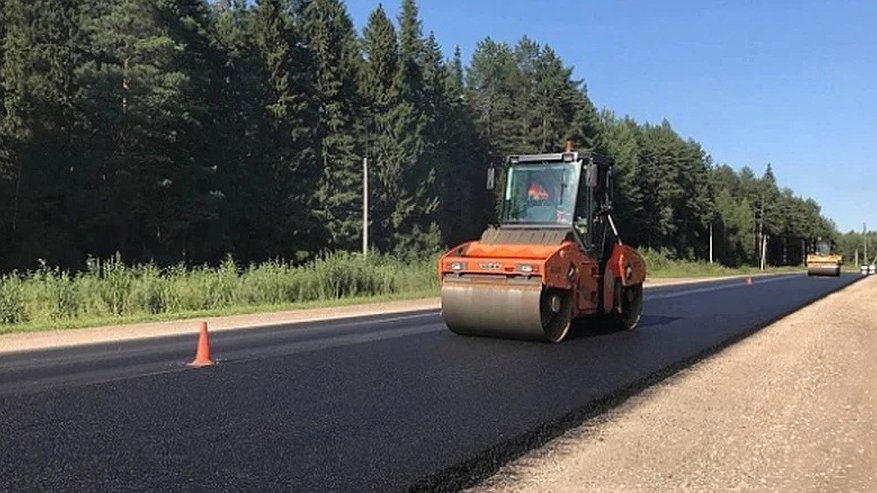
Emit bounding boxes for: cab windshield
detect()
[815,241,832,256]
[502,161,581,225]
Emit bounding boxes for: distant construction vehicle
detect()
[438,144,646,342]
[806,239,842,276]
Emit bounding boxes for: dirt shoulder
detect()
[0,273,791,355]
[474,276,877,493]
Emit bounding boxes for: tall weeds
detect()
[0,253,440,330]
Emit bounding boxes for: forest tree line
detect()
[0,0,836,272]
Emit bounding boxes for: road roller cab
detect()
[438,147,647,342]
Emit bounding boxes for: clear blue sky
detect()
[348,1,877,233]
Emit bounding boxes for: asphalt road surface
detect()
[0,273,862,491]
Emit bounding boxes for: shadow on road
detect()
[568,314,680,340]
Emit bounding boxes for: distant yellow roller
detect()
[806,240,841,277]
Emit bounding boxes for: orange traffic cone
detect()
[746,276,753,286]
[189,321,215,367]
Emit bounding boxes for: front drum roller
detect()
[612,281,643,330]
[440,279,573,342]
[807,265,841,277]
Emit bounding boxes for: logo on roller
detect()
[478,262,502,270]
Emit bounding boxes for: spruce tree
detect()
[636,121,681,250]
[436,46,490,244]
[0,1,5,122]
[79,0,218,263]
[251,0,322,260]
[210,0,272,260]
[1,0,86,267]
[714,187,754,265]
[362,4,437,253]
[0,0,9,255]
[466,38,519,162]
[302,0,364,252]
[511,37,541,152]
[393,0,438,251]
[600,112,644,245]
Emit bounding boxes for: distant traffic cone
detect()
[746,276,753,286]
[189,321,215,367]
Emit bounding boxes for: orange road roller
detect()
[438,146,646,342]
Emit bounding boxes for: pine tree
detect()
[510,37,540,152]
[210,0,272,260]
[362,4,437,253]
[361,5,399,251]
[566,82,603,153]
[466,38,519,162]
[393,0,438,251]
[0,2,6,123]
[600,112,643,245]
[78,0,218,264]
[302,0,364,251]
[1,0,86,268]
[714,187,754,265]
[251,0,322,260]
[422,34,453,242]
[430,44,489,245]
[533,45,601,152]
[677,139,713,258]
[160,0,224,263]
[0,0,9,256]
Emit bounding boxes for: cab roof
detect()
[507,151,612,166]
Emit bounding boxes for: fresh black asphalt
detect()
[0,273,862,491]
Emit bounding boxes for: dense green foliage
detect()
[0,0,836,273]
[600,114,835,267]
[836,229,877,265]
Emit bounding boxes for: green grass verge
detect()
[641,249,802,278]
[0,252,439,335]
[0,288,440,335]
[0,249,807,336]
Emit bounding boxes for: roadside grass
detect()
[0,289,440,335]
[0,253,439,335]
[642,249,802,278]
[0,249,805,335]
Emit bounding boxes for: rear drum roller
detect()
[613,281,643,330]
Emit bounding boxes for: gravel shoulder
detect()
[473,275,877,493]
[0,274,771,354]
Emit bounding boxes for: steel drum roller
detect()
[807,265,840,276]
[440,279,572,342]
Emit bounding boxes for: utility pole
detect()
[709,222,714,264]
[363,157,369,258]
[761,234,768,271]
[801,239,806,266]
[865,223,868,267]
